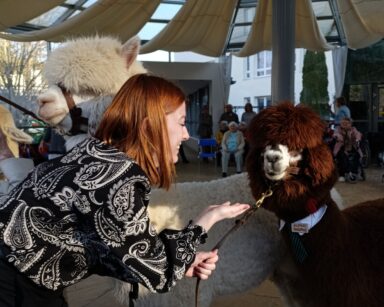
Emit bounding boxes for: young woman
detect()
[0,74,249,306]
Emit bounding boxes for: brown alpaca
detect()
[246,102,384,307]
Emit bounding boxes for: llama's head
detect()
[246,102,337,221]
[37,35,146,126]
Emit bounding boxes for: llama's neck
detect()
[265,191,337,223]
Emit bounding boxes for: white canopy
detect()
[0,0,383,56]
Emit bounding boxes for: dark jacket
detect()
[0,138,206,292]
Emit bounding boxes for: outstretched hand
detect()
[192,201,250,232]
[185,250,218,280]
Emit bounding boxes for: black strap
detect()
[129,283,139,307]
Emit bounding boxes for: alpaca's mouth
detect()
[262,144,302,181]
[265,170,286,181]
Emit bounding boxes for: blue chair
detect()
[198,138,217,161]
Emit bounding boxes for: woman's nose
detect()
[183,127,190,140]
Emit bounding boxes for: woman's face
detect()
[166,101,190,163]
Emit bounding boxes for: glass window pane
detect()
[152,3,183,20]
[138,22,167,41]
[234,7,255,23]
[265,51,272,68]
[230,25,251,44]
[312,2,332,17]
[83,0,98,8]
[257,52,263,68]
[318,19,336,37]
[27,6,67,26]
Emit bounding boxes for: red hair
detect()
[95,74,185,189]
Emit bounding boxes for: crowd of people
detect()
[216,104,254,176]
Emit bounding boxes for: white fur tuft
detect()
[44,36,146,96]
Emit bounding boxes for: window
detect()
[244,97,251,104]
[244,56,251,79]
[254,96,272,112]
[255,51,272,77]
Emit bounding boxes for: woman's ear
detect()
[140,117,150,137]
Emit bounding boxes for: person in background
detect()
[221,121,245,177]
[197,105,213,163]
[0,74,250,306]
[215,120,228,167]
[333,96,351,125]
[241,102,256,127]
[333,117,363,182]
[219,104,239,124]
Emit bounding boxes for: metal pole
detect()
[271,0,296,104]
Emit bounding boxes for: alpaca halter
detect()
[194,186,274,307]
[57,84,89,136]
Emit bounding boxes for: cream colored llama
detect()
[37,35,146,150]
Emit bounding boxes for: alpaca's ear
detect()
[305,144,335,186]
[122,36,141,68]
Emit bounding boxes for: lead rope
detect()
[194,187,274,307]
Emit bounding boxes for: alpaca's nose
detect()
[266,154,281,164]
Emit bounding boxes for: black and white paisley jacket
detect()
[0,137,206,292]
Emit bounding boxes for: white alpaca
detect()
[35,35,344,306]
[37,35,146,150]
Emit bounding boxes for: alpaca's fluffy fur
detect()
[44,36,146,96]
[37,35,146,149]
[246,102,384,307]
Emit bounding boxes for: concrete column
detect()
[271,0,296,104]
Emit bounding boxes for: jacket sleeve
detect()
[91,175,207,293]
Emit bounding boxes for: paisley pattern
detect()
[0,138,206,292]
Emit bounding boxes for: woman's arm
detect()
[93,175,249,293]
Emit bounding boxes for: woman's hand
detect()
[185,250,219,280]
[192,201,250,231]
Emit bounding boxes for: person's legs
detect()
[234,151,243,173]
[336,151,347,180]
[222,151,230,176]
[216,150,222,167]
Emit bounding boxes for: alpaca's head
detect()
[246,102,337,221]
[37,35,147,126]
